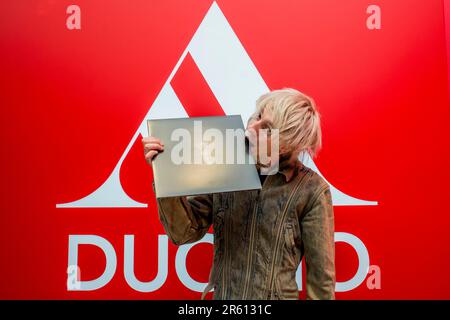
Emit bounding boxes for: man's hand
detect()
[142,136,164,166]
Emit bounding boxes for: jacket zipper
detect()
[241,176,271,299]
[266,171,310,298]
[241,191,259,299]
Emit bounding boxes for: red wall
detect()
[0,0,449,299]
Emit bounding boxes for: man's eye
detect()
[260,124,271,134]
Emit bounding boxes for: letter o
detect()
[335,232,370,292]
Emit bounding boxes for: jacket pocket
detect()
[285,223,297,258]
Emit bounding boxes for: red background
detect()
[0,0,449,299]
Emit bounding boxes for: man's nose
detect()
[246,120,259,131]
[245,126,258,143]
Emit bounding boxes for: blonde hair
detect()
[254,88,322,158]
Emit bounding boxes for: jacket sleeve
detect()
[300,185,336,300]
[154,183,213,246]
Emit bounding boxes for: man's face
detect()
[245,108,276,168]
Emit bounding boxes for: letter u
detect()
[124,235,168,292]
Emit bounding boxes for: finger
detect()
[144,143,164,153]
[141,136,164,146]
[141,137,161,146]
[144,143,164,152]
[145,150,159,162]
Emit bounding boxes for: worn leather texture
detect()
[155,160,335,300]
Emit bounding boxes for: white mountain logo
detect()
[56,1,377,208]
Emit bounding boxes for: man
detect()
[142,88,335,299]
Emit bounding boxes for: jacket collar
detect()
[257,153,304,183]
[278,153,303,183]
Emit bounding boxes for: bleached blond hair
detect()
[254,88,322,158]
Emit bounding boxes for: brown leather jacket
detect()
[155,160,335,300]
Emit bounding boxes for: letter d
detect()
[67,235,117,291]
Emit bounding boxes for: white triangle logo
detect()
[56,1,377,208]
